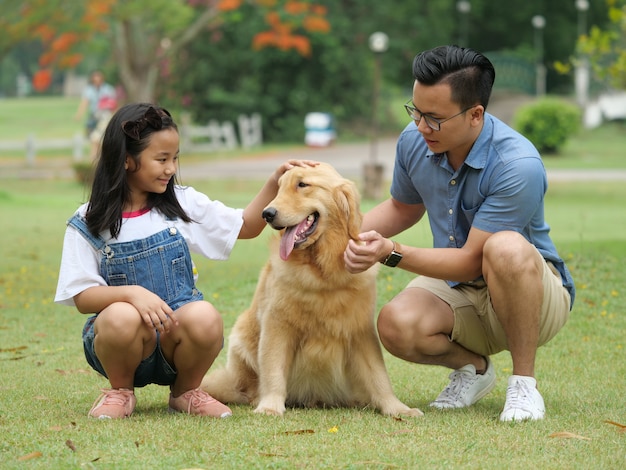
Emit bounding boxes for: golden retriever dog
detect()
[201,162,423,418]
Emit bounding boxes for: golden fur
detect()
[201,163,423,417]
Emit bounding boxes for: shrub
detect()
[72,161,95,186]
[512,97,581,154]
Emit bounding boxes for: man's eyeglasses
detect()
[404,100,474,131]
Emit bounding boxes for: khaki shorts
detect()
[405,256,571,357]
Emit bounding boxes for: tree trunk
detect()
[112,19,158,103]
[111,7,221,104]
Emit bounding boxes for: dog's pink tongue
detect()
[280,226,298,260]
[280,218,310,260]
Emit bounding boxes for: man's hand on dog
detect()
[344,230,391,273]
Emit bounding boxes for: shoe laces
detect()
[99,388,133,406]
[181,389,215,412]
[438,369,477,403]
[505,379,535,409]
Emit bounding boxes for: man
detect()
[344,45,575,422]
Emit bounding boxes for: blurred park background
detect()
[0,0,624,160]
[2,4,626,467]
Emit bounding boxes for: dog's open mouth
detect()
[280,212,319,260]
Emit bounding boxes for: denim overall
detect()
[68,214,204,386]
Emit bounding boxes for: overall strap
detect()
[66,214,107,252]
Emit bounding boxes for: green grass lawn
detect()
[0,96,82,140]
[545,122,626,169]
[0,176,624,469]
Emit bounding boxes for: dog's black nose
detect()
[262,207,277,223]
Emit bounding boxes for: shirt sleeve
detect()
[390,125,425,205]
[176,186,244,260]
[471,156,547,234]
[54,224,107,307]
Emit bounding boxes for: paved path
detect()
[183,138,399,181]
[2,136,626,182]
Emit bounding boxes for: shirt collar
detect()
[425,113,494,170]
[122,207,151,218]
[463,113,494,170]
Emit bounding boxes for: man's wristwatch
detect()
[380,240,403,267]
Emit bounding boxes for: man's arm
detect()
[346,197,492,281]
[361,198,425,236]
[396,226,491,282]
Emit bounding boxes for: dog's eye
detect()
[298,182,309,188]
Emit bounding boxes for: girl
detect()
[55,103,316,419]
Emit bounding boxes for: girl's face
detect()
[125,128,179,208]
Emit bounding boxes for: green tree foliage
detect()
[168,4,351,142]
[0,0,330,102]
[577,0,626,89]
[167,0,613,142]
[461,0,609,93]
[0,0,614,142]
[167,1,463,142]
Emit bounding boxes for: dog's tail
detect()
[201,366,256,405]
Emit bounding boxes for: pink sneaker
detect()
[89,388,136,419]
[169,388,232,418]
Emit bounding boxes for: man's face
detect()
[410,80,480,160]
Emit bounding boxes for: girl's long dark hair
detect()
[85,103,192,238]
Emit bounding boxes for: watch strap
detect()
[381,240,402,267]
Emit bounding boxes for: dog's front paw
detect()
[399,407,424,418]
[254,396,286,416]
[381,403,424,418]
[254,405,284,416]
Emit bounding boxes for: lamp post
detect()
[576,0,589,36]
[532,15,546,96]
[575,0,590,107]
[456,1,471,47]
[364,31,389,200]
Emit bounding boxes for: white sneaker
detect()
[499,375,545,422]
[429,358,496,409]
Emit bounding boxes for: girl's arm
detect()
[238,159,319,239]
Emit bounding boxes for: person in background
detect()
[344,45,575,422]
[56,102,317,419]
[74,70,117,158]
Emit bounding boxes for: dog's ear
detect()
[335,179,363,240]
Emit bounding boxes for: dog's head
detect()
[262,162,362,261]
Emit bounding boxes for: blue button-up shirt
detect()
[391,113,575,307]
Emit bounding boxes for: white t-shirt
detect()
[55,186,244,307]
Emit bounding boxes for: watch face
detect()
[385,252,402,267]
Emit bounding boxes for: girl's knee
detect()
[95,302,142,336]
[177,301,223,343]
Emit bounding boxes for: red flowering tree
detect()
[1,0,329,101]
